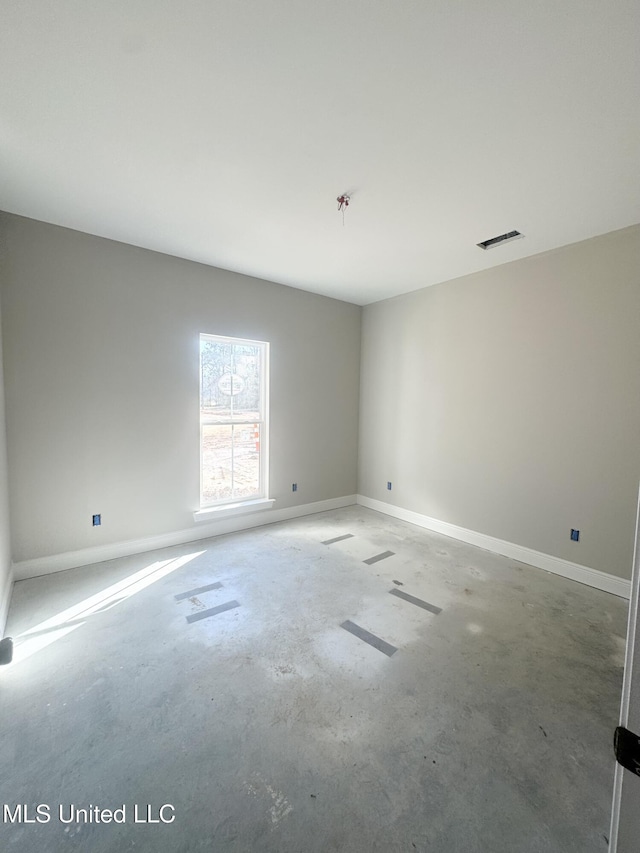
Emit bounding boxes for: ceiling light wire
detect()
[337,193,350,226]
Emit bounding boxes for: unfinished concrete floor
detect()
[0,506,628,852]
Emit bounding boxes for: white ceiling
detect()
[1,1,638,305]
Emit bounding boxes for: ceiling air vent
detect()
[477,230,523,250]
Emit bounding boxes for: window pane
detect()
[202,424,233,503]
[230,344,261,419]
[230,423,261,499]
[201,423,261,504]
[200,333,267,508]
[201,340,262,423]
[200,339,234,421]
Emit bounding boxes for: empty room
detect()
[1,2,639,852]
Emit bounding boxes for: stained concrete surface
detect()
[0,507,628,852]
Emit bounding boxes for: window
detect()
[199,334,269,508]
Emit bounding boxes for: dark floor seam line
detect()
[186,600,240,623]
[363,550,395,565]
[389,588,442,614]
[321,534,355,545]
[340,619,398,657]
[175,581,223,601]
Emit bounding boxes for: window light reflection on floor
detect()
[8,550,205,667]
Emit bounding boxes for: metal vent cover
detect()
[477,230,524,250]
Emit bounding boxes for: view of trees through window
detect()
[200,335,267,506]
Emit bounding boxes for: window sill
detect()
[193,498,275,523]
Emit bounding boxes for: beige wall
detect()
[359,225,640,579]
[0,213,361,563]
[0,282,12,632]
[2,212,638,581]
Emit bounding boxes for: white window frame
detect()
[197,333,270,517]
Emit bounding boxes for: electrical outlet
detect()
[92,514,101,527]
[387,482,392,490]
[571,528,580,541]
[292,483,297,492]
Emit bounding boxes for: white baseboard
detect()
[12,493,630,599]
[0,565,14,637]
[12,495,358,581]
[357,495,631,599]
